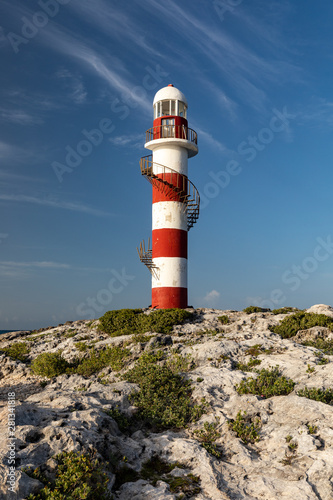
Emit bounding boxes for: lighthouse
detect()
[138,84,199,309]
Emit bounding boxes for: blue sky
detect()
[1,0,333,330]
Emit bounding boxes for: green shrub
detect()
[125,355,207,429]
[193,419,222,458]
[243,306,269,314]
[75,342,88,352]
[74,346,130,377]
[297,387,333,405]
[26,451,111,499]
[218,315,229,325]
[244,344,273,357]
[272,307,299,315]
[99,308,193,336]
[236,358,262,372]
[236,366,295,398]
[1,342,30,362]
[271,312,333,339]
[302,338,333,355]
[228,411,261,444]
[31,352,70,378]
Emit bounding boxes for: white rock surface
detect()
[0,306,332,499]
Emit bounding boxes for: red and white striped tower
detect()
[138,85,199,309]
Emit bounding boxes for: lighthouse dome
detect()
[153,84,188,107]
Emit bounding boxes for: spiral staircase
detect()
[137,153,200,276]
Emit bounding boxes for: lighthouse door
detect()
[162,118,175,138]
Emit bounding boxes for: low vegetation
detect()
[193,419,222,458]
[25,451,111,499]
[236,358,262,372]
[1,341,30,362]
[228,411,261,444]
[218,315,229,325]
[243,306,269,314]
[31,346,131,378]
[272,307,300,315]
[236,366,295,398]
[301,338,333,355]
[125,352,207,429]
[297,387,333,405]
[270,312,333,339]
[99,308,193,336]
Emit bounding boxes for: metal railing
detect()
[145,125,198,145]
[140,155,200,231]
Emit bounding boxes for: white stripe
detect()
[153,146,188,175]
[152,257,187,288]
[153,202,187,231]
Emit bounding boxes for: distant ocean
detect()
[0,330,20,335]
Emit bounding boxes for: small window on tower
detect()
[179,101,185,117]
[161,100,170,116]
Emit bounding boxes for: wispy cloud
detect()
[68,0,162,58]
[39,23,152,112]
[194,127,230,154]
[0,194,113,217]
[0,108,43,125]
[109,134,143,149]
[297,97,333,128]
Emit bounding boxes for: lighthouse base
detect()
[152,287,187,309]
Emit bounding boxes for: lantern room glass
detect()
[154,100,187,119]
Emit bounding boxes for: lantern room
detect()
[152,84,189,140]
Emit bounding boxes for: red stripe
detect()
[153,229,187,258]
[153,173,187,204]
[152,287,188,309]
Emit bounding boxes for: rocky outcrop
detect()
[0,305,332,499]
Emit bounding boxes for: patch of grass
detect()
[99,308,193,336]
[168,474,201,496]
[297,387,333,405]
[301,338,333,355]
[228,411,261,444]
[244,344,273,357]
[306,364,315,373]
[31,352,70,378]
[271,312,333,339]
[236,366,295,398]
[194,419,222,458]
[285,434,293,443]
[317,356,329,365]
[65,330,77,338]
[218,315,229,325]
[306,423,318,434]
[236,358,262,372]
[243,306,269,314]
[125,354,207,430]
[26,451,111,499]
[1,342,30,362]
[272,307,299,315]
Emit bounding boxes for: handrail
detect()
[145,125,198,145]
[140,155,200,231]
